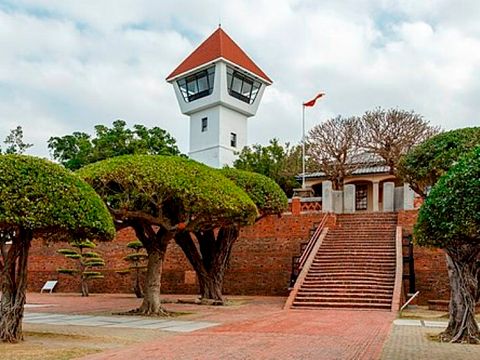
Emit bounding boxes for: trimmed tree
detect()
[0,155,115,343]
[398,127,480,198]
[78,155,257,315]
[414,146,480,343]
[57,240,105,297]
[175,168,288,304]
[116,240,148,298]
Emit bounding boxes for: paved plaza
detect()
[15,294,480,359]
[23,312,218,332]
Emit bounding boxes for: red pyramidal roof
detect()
[166,27,272,83]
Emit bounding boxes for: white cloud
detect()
[0,0,479,158]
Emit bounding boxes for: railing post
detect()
[291,197,301,216]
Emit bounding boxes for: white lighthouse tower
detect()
[166,27,272,168]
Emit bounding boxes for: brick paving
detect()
[381,324,480,359]
[81,309,393,360]
[25,293,395,359]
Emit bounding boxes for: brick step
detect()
[319,247,395,252]
[295,294,392,301]
[321,239,395,243]
[308,263,395,269]
[308,269,395,275]
[315,253,396,258]
[298,283,393,293]
[303,275,394,286]
[298,288,393,295]
[329,230,396,234]
[291,301,391,309]
[308,268,395,274]
[313,260,395,266]
[335,222,397,225]
[316,251,395,256]
[328,230,396,234]
[313,259,395,264]
[323,237,395,241]
[328,236,395,240]
[320,245,395,250]
[311,261,396,266]
[302,278,394,285]
[302,279,394,289]
[317,250,395,254]
[307,270,395,276]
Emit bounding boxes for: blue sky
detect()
[1,0,479,157]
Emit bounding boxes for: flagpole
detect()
[302,104,306,189]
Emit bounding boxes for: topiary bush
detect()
[0,155,114,342]
[415,146,480,343]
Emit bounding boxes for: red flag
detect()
[303,93,325,107]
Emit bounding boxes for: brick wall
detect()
[27,210,450,303]
[28,213,329,296]
[397,210,450,304]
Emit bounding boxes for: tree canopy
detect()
[398,127,480,197]
[0,155,115,240]
[233,139,302,197]
[0,155,115,342]
[414,146,480,248]
[306,115,363,190]
[414,146,480,343]
[78,155,258,314]
[360,108,439,173]
[220,168,288,216]
[78,155,257,230]
[48,120,181,170]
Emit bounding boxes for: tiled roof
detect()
[166,27,272,83]
[300,165,391,179]
[299,152,391,179]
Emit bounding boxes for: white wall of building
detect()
[188,105,247,168]
[169,59,269,169]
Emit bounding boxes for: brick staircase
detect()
[291,213,397,310]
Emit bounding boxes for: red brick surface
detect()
[397,210,450,304]
[41,293,391,360]
[27,210,450,304]
[28,213,328,296]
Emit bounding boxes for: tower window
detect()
[201,117,208,132]
[227,66,261,104]
[177,66,215,102]
[230,132,237,148]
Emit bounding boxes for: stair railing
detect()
[298,213,328,272]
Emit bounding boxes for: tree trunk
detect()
[81,278,89,297]
[197,269,224,303]
[133,268,143,298]
[441,252,480,343]
[0,229,31,343]
[175,226,239,304]
[137,245,166,314]
[132,223,171,316]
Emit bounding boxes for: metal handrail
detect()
[298,213,328,271]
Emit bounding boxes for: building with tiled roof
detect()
[167,27,271,168]
[298,152,411,212]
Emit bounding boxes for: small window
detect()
[230,132,237,148]
[201,117,208,132]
